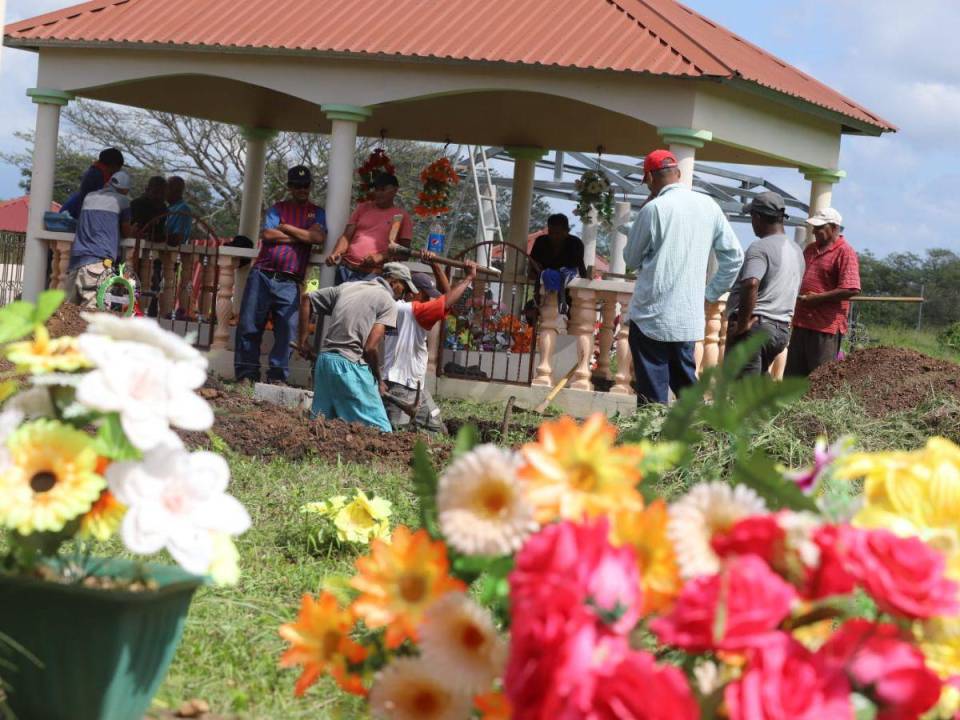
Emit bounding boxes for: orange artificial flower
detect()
[475,690,512,720]
[78,488,126,541]
[279,592,368,697]
[518,414,644,524]
[611,500,681,615]
[350,526,465,649]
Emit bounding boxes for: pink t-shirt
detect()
[344,202,414,265]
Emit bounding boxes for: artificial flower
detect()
[711,514,786,567]
[651,555,798,653]
[106,443,250,575]
[279,592,368,697]
[916,617,960,680]
[474,691,511,720]
[801,524,857,599]
[668,481,767,579]
[0,419,104,534]
[350,526,465,649]
[518,413,644,524]
[590,650,700,720]
[369,657,472,720]
[333,489,392,544]
[437,444,537,557]
[724,634,852,720]
[301,496,346,518]
[208,532,241,586]
[4,325,90,374]
[820,619,941,720]
[81,312,207,378]
[786,436,854,493]
[78,488,126,541]
[76,338,213,451]
[419,592,506,695]
[611,499,681,614]
[0,407,23,472]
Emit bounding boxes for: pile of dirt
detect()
[47,302,89,338]
[808,346,960,417]
[180,380,445,467]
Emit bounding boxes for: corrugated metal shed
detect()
[4,0,894,132]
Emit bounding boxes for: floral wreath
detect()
[356,148,395,202]
[573,169,615,230]
[413,157,459,218]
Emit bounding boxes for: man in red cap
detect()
[623,149,743,404]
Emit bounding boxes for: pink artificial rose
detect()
[712,514,786,566]
[725,634,853,720]
[590,650,699,720]
[801,524,856,600]
[841,527,960,619]
[651,555,797,652]
[819,620,942,720]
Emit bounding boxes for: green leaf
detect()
[33,289,65,326]
[0,380,18,404]
[731,443,818,512]
[704,374,808,434]
[412,440,441,538]
[661,369,711,443]
[452,423,479,458]
[92,414,141,462]
[0,300,37,344]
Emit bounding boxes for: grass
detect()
[860,323,960,363]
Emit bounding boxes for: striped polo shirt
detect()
[254,200,326,279]
[69,187,131,271]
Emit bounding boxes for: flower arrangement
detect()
[0,291,249,585]
[356,148,396,202]
[414,157,460,218]
[445,301,534,354]
[277,341,960,719]
[573,168,615,229]
[301,488,393,545]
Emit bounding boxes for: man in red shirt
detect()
[785,207,861,377]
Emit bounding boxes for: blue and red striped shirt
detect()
[254,200,326,279]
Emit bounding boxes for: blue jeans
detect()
[336,265,376,285]
[628,321,698,405]
[311,352,391,432]
[234,268,300,382]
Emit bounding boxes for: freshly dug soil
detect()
[180,380,446,467]
[808,346,960,417]
[47,302,89,338]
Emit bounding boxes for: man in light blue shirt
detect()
[623,149,743,404]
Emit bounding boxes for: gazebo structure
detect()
[4,0,894,412]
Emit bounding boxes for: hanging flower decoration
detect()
[356,148,395,202]
[414,157,460,218]
[573,169,615,229]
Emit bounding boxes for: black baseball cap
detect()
[743,191,786,218]
[412,272,441,299]
[288,165,312,185]
[372,173,399,189]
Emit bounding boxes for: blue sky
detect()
[2,0,958,257]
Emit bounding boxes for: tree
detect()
[856,248,960,327]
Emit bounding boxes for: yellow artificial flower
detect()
[209,532,241,586]
[333,489,392,544]
[78,488,126,541]
[350,526,465,649]
[4,325,91,374]
[0,419,104,534]
[518,413,644,524]
[301,495,347,518]
[840,438,960,578]
[915,616,960,680]
[611,499,681,615]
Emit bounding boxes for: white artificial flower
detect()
[76,338,213,451]
[106,444,250,575]
[7,386,55,419]
[419,592,506,695]
[81,313,207,378]
[778,510,822,569]
[0,407,24,471]
[369,657,472,720]
[437,444,537,557]
[668,482,767,579]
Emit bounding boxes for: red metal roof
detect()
[4,0,894,132]
[0,196,60,234]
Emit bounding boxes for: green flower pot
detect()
[0,558,203,720]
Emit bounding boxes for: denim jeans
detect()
[336,264,376,285]
[628,321,698,405]
[726,316,791,376]
[234,268,300,382]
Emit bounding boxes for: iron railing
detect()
[0,231,25,306]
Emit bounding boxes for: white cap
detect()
[806,207,842,227]
[109,170,131,191]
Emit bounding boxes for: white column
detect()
[502,146,544,312]
[238,128,275,241]
[658,128,711,188]
[581,207,599,272]
[319,104,372,289]
[611,201,631,275]
[802,167,845,245]
[23,88,72,301]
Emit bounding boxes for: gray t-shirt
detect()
[726,233,804,324]
[308,278,398,363]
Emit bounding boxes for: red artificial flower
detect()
[712,514,786,567]
[650,555,797,653]
[819,619,942,720]
[590,650,700,720]
[801,524,857,600]
[724,634,853,720]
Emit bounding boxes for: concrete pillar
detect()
[611,201,631,275]
[658,128,712,188]
[238,128,276,241]
[581,207,599,273]
[23,88,72,301]
[502,146,545,314]
[801,167,845,245]
[319,104,372,289]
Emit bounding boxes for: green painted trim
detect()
[802,167,846,184]
[657,127,713,149]
[320,104,372,123]
[504,146,547,161]
[26,88,73,106]
[240,127,279,142]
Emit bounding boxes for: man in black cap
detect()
[725,191,804,376]
[234,165,326,384]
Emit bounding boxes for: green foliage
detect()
[411,441,441,539]
[92,414,141,462]
[0,290,65,344]
[939,322,960,353]
[857,248,960,327]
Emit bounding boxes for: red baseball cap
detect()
[643,149,679,176]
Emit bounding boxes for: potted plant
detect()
[573,168,615,230]
[0,291,250,720]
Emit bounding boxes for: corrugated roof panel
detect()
[4,0,894,131]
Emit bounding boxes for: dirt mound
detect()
[47,302,89,338]
[180,380,445,467]
[808,346,960,417]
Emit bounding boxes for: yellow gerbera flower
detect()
[611,499,681,615]
[518,413,644,524]
[4,325,91,374]
[78,488,126,541]
[350,526,465,649]
[0,419,104,534]
[334,489,392,544]
[279,592,368,697]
